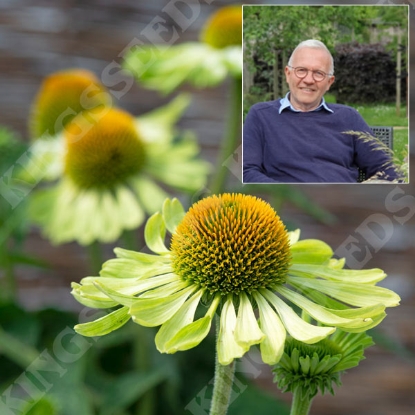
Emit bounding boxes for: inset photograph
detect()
[242,4,409,184]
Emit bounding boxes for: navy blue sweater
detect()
[243,100,399,183]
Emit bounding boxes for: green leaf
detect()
[101,370,167,415]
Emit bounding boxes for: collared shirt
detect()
[278,92,334,114]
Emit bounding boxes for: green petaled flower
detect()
[171,194,291,295]
[25,89,210,246]
[72,194,400,365]
[122,5,242,94]
[273,330,374,401]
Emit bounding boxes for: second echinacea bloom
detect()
[26,92,210,246]
[72,194,400,365]
[122,5,242,94]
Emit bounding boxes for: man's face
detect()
[285,47,335,112]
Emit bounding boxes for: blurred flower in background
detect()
[24,70,210,246]
[122,5,242,94]
[29,69,112,139]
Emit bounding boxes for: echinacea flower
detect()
[72,194,400,366]
[273,330,374,402]
[29,69,111,139]
[122,5,242,94]
[26,94,210,245]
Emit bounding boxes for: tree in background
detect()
[243,5,407,109]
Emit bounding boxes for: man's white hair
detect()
[288,39,334,75]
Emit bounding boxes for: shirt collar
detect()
[279,92,333,114]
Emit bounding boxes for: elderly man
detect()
[243,39,400,183]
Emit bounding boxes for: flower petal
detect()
[261,289,335,343]
[92,274,178,307]
[116,185,145,230]
[290,239,333,265]
[101,257,172,279]
[235,292,265,347]
[71,282,118,309]
[253,292,286,365]
[156,290,210,353]
[162,198,185,234]
[288,276,401,307]
[74,306,130,337]
[218,296,248,365]
[131,176,169,215]
[162,295,221,353]
[144,212,169,254]
[288,229,301,245]
[277,286,385,330]
[290,264,387,284]
[99,191,123,242]
[129,285,197,327]
[138,279,189,299]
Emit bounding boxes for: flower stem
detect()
[87,240,103,275]
[133,326,156,415]
[210,76,242,194]
[0,245,17,303]
[210,317,235,415]
[290,387,313,415]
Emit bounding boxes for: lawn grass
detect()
[325,93,408,126]
[325,93,409,166]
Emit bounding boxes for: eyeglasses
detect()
[288,66,332,82]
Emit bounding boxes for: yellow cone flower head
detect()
[26,91,210,246]
[64,108,145,189]
[29,69,111,139]
[172,194,290,295]
[200,5,242,49]
[122,5,242,94]
[72,194,400,366]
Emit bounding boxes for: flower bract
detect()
[122,6,242,94]
[25,90,210,245]
[273,330,374,400]
[72,194,400,365]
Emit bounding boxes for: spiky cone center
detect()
[64,108,146,190]
[200,6,242,49]
[171,194,291,296]
[30,69,111,139]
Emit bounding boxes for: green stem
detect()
[0,245,17,303]
[210,76,242,195]
[210,318,236,415]
[290,387,314,415]
[133,326,155,415]
[122,229,139,251]
[87,240,103,275]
